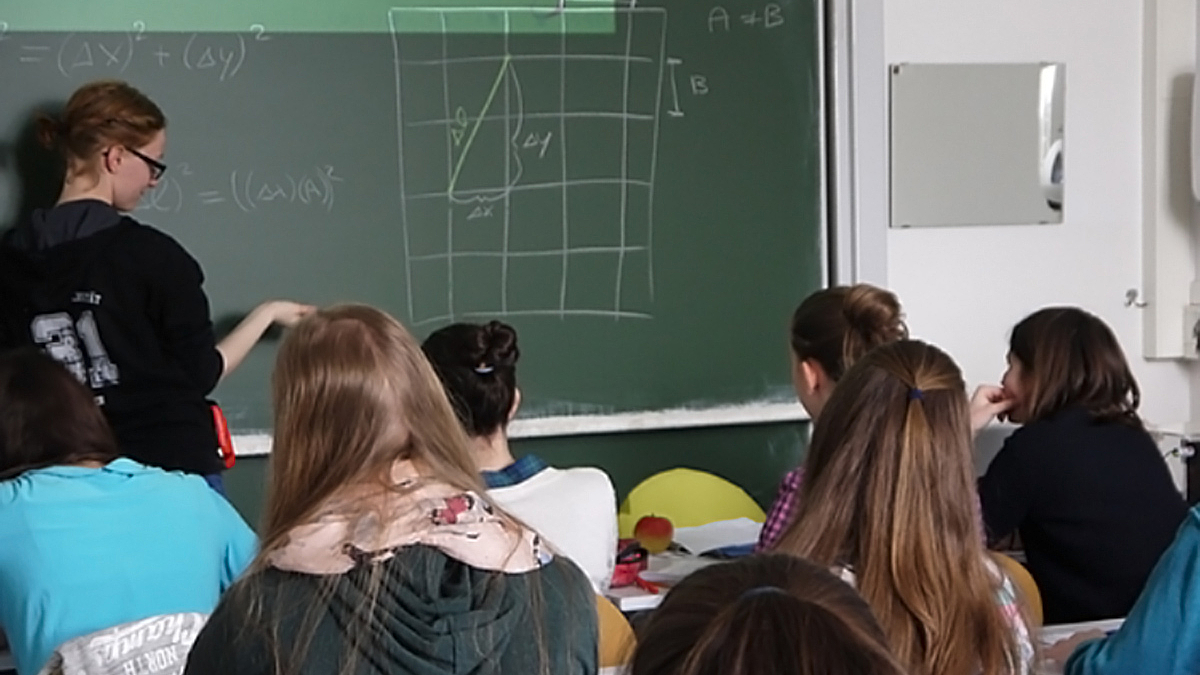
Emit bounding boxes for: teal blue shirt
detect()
[0,458,256,675]
[1065,505,1200,675]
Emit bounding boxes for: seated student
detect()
[39,612,205,675]
[183,305,597,675]
[422,320,618,591]
[0,349,254,675]
[628,554,907,675]
[973,307,1186,624]
[777,340,1035,675]
[757,283,907,551]
[1045,504,1200,674]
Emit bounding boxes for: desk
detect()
[1040,618,1124,645]
[0,621,1119,675]
[1037,619,1125,675]
[606,553,719,612]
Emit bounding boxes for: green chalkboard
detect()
[0,0,824,431]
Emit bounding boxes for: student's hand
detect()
[1044,629,1106,667]
[970,384,1014,434]
[266,301,316,328]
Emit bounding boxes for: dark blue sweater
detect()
[979,408,1187,623]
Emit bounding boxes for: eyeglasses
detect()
[124,146,168,180]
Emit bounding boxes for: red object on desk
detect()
[210,404,236,469]
[611,538,649,588]
[633,576,660,594]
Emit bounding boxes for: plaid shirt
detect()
[755,466,805,552]
[481,454,550,489]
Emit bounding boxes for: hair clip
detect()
[739,585,788,600]
[474,365,495,374]
[908,388,924,400]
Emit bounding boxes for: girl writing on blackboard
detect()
[0,79,311,491]
[756,283,907,551]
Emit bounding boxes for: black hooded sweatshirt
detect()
[0,199,224,475]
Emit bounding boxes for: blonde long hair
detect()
[238,305,552,675]
[777,340,1026,675]
[258,304,489,558]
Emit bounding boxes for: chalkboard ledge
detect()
[230,401,808,456]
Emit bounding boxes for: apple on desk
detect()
[633,514,674,554]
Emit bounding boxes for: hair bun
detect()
[480,320,519,369]
[34,113,65,150]
[842,285,906,344]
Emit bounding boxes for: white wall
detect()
[884,0,1195,438]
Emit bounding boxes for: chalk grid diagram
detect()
[389,5,666,325]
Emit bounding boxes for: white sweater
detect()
[487,466,618,592]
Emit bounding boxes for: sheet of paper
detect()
[671,517,763,555]
[1039,618,1124,645]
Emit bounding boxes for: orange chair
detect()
[990,551,1043,627]
[596,594,636,668]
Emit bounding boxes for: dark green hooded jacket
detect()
[183,545,597,675]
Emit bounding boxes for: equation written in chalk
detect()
[136,164,343,215]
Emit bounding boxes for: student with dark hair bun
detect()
[973,306,1186,623]
[756,283,908,551]
[423,320,618,591]
[629,554,907,675]
[0,349,254,675]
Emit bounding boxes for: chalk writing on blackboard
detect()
[19,45,49,64]
[390,6,665,325]
[183,33,247,81]
[0,30,258,82]
[709,3,785,33]
[708,7,730,32]
[230,165,342,212]
[58,33,134,76]
[134,164,342,215]
[666,58,685,117]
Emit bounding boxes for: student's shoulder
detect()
[996,420,1056,459]
[534,466,616,511]
[1001,408,1098,450]
[112,218,200,263]
[1184,504,1200,531]
[535,552,597,601]
[498,465,614,498]
[119,461,233,512]
[554,466,616,495]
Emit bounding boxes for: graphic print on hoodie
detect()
[0,200,225,474]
